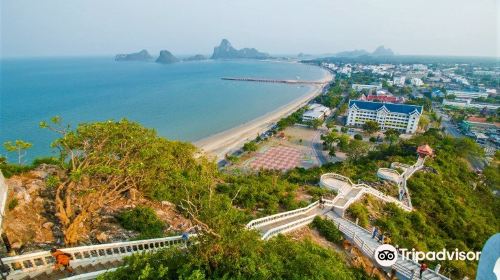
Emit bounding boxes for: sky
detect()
[1,0,499,58]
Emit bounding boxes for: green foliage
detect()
[32,157,62,168]
[347,202,369,228]
[369,137,376,143]
[8,198,18,211]
[276,108,306,130]
[45,175,60,190]
[311,216,343,244]
[3,140,33,164]
[305,186,336,200]
[100,232,373,280]
[353,134,363,140]
[217,172,300,215]
[345,139,370,161]
[118,206,165,239]
[242,141,258,152]
[362,121,380,134]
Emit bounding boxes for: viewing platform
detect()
[221,77,326,85]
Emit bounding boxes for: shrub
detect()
[46,175,61,189]
[118,206,165,239]
[347,202,369,228]
[341,127,348,133]
[369,137,376,143]
[8,198,18,211]
[311,216,343,244]
[242,141,258,152]
[32,157,62,167]
[354,134,363,140]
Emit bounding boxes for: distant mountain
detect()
[183,54,208,62]
[211,39,269,59]
[155,50,179,64]
[115,49,153,61]
[334,46,394,58]
[372,45,394,56]
[335,49,370,57]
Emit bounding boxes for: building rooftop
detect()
[349,100,423,114]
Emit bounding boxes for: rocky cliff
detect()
[155,50,180,64]
[211,39,269,59]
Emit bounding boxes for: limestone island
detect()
[155,50,180,64]
[115,49,153,61]
[211,39,269,59]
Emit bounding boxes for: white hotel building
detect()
[346,100,423,134]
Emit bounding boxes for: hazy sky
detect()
[1,0,499,58]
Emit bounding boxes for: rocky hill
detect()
[155,50,180,64]
[183,54,208,62]
[211,39,269,59]
[371,45,394,56]
[115,49,153,61]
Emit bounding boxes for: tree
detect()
[384,129,400,146]
[40,118,217,244]
[243,141,258,152]
[3,140,32,164]
[345,139,370,161]
[307,118,323,129]
[362,121,380,135]
[418,116,430,131]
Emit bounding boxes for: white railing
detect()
[363,188,412,212]
[246,201,319,229]
[376,168,402,184]
[329,215,449,280]
[0,170,8,233]
[2,235,191,279]
[261,215,317,240]
[319,173,355,193]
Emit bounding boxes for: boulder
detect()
[96,232,109,243]
[29,170,48,180]
[42,222,54,230]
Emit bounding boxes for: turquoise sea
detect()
[0,57,327,161]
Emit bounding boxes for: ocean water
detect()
[0,57,327,161]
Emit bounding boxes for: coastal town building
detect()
[442,99,499,110]
[359,94,404,103]
[410,78,424,87]
[447,90,489,99]
[351,83,382,92]
[393,76,406,87]
[346,100,422,134]
[302,103,331,122]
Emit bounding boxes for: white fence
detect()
[246,201,319,229]
[2,235,190,279]
[329,215,449,280]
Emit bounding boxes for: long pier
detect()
[221,77,325,85]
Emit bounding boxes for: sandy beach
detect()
[195,69,333,161]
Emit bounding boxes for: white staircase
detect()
[326,212,449,280]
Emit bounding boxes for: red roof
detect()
[467,116,488,123]
[417,144,433,156]
[365,95,402,103]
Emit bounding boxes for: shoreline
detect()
[194,69,333,161]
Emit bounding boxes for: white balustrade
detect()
[2,235,191,279]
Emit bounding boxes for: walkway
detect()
[1,235,191,280]
[319,173,412,216]
[326,212,448,280]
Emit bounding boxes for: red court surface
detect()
[249,146,301,171]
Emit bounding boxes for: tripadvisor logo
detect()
[374,244,482,268]
[374,244,398,267]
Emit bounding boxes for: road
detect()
[311,128,329,165]
[435,109,463,138]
